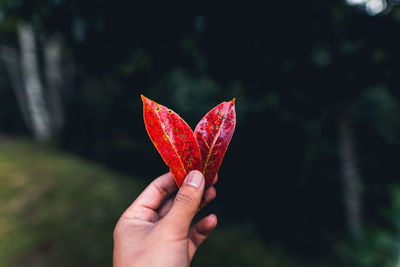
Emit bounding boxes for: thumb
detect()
[163,170,205,235]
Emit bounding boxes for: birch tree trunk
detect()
[338,107,364,240]
[17,22,52,142]
[43,34,64,132]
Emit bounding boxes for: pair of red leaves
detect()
[141,95,236,188]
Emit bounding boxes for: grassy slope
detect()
[0,140,335,267]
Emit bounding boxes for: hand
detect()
[113,170,218,267]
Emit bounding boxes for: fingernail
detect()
[185,171,203,188]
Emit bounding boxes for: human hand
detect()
[113,170,218,267]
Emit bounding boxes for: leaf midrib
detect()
[156,112,188,177]
[202,113,228,175]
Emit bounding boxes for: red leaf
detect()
[141,95,202,187]
[194,99,236,188]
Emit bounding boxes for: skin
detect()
[113,170,218,267]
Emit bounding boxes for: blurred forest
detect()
[2,0,400,266]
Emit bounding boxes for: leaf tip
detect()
[140,94,147,102]
[231,98,236,104]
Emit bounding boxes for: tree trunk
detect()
[338,107,364,240]
[43,34,64,132]
[0,45,32,130]
[17,22,52,142]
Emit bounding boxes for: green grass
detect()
[0,140,144,267]
[0,140,337,267]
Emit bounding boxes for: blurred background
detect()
[1,0,400,266]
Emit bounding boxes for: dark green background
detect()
[1,1,400,266]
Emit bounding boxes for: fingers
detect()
[199,173,217,210]
[212,173,218,185]
[188,214,218,260]
[122,172,177,221]
[162,170,205,234]
[158,186,216,218]
[157,196,174,218]
[200,186,216,210]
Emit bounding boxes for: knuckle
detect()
[175,191,197,207]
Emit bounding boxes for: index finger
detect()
[130,172,178,212]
